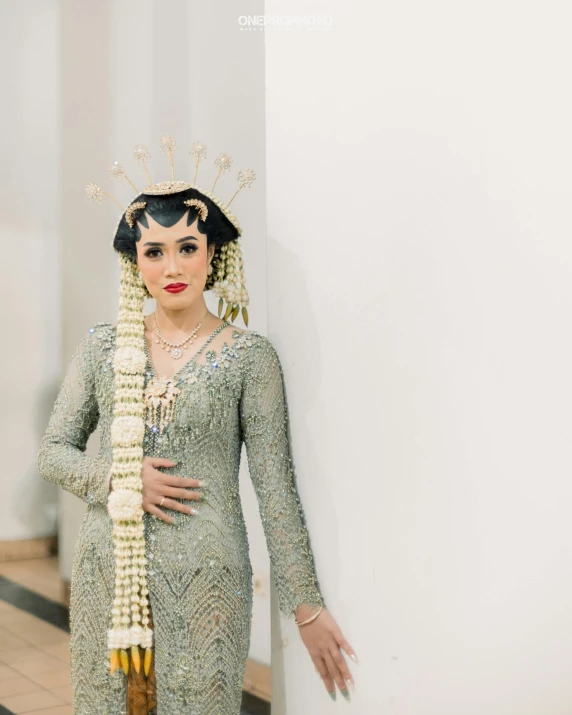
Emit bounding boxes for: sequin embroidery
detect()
[36,322,325,714]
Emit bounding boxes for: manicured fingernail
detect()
[349,653,359,664]
[197,480,207,487]
[347,678,355,692]
[340,688,350,701]
[189,507,199,515]
[328,691,336,701]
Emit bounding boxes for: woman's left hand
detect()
[296,606,357,701]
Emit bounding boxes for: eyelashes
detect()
[144,244,198,259]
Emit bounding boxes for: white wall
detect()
[265,1,572,713]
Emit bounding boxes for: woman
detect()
[36,139,357,714]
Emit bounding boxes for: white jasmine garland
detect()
[108,489,143,521]
[107,252,153,667]
[211,239,250,315]
[111,416,145,445]
[113,346,147,373]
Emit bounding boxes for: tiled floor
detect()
[0,557,269,714]
[0,597,72,714]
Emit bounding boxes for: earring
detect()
[207,264,213,275]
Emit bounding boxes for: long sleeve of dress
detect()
[36,331,112,506]
[239,334,326,619]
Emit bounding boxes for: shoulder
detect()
[230,327,276,354]
[84,321,117,364]
[86,321,117,337]
[232,328,283,379]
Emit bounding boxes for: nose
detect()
[164,251,183,278]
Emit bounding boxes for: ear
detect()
[207,243,215,263]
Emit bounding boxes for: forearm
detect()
[37,441,112,506]
[241,336,325,620]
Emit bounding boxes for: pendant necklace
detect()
[153,309,209,360]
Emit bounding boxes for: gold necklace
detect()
[153,309,209,360]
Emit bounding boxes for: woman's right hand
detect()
[141,457,203,524]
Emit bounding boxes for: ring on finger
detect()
[159,497,166,507]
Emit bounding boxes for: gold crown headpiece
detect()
[85,135,256,325]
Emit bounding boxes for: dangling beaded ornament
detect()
[144,376,180,435]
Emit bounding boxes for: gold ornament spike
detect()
[160,136,176,180]
[227,169,257,207]
[131,645,141,673]
[144,648,153,677]
[85,183,125,211]
[231,305,239,322]
[133,144,152,185]
[211,153,233,193]
[218,297,224,317]
[109,161,139,194]
[242,306,249,327]
[223,302,234,321]
[190,141,207,184]
[120,648,130,674]
[110,648,119,674]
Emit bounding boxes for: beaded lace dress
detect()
[36,321,326,715]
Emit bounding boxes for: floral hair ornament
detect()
[83,136,256,679]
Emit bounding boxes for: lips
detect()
[164,283,188,293]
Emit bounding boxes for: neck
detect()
[150,299,211,335]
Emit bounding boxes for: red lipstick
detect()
[164,283,188,294]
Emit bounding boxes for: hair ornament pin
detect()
[133,145,152,185]
[85,182,124,211]
[160,135,176,180]
[227,169,257,207]
[190,141,207,184]
[109,162,139,195]
[183,198,208,222]
[125,201,147,228]
[212,153,233,193]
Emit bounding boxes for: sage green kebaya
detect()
[37,321,325,714]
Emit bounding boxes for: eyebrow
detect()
[143,235,199,247]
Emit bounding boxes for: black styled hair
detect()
[113,187,239,264]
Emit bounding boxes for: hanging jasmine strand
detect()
[107,253,152,677]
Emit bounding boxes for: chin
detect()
[158,291,197,306]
